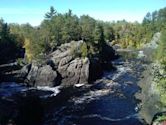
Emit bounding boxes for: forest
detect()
[0,6,166,63]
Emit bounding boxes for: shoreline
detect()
[136,63,164,124]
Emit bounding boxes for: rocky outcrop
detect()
[19,41,116,87]
[58,58,89,86]
[26,64,39,86]
[139,62,166,124]
[20,64,61,87]
[143,32,160,49]
[35,65,60,87]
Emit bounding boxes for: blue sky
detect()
[0,0,166,26]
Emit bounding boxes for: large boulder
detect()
[47,42,74,69]
[23,64,60,87]
[35,65,60,87]
[19,64,32,80]
[26,64,39,86]
[58,57,90,86]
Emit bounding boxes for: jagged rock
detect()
[35,65,60,87]
[26,64,39,86]
[58,58,89,86]
[19,41,116,87]
[48,42,74,69]
[22,64,61,87]
[19,64,32,79]
[143,32,161,49]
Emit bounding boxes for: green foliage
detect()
[103,24,115,42]
[155,30,166,65]
[144,7,166,111]
[94,23,105,53]
[111,21,145,48]
[109,7,166,49]
[0,19,23,64]
[156,115,166,122]
[157,78,166,105]
[45,6,56,19]
[80,15,96,42]
[5,6,166,62]
[16,58,24,66]
[80,42,88,58]
[154,29,166,107]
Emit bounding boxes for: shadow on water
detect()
[15,93,44,125]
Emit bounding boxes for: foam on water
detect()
[75,83,85,87]
[137,51,146,58]
[82,113,139,122]
[73,89,111,104]
[37,86,61,97]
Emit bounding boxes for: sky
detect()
[0,0,166,26]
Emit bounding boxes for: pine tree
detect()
[45,6,56,19]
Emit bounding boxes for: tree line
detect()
[0,6,166,63]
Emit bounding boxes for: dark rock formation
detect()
[19,64,32,80]
[58,58,89,86]
[20,64,61,87]
[26,64,39,86]
[18,41,116,87]
[102,43,118,61]
[89,58,103,82]
[35,65,60,87]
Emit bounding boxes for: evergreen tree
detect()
[45,6,56,19]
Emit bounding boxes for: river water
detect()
[43,51,146,125]
[0,50,147,125]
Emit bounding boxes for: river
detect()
[43,51,146,125]
[0,50,147,125]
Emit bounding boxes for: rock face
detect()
[142,32,161,61]
[58,58,89,86]
[19,41,116,87]
[143,32,161,49]
[26,64,39,86]
[21,64,61,87]
[35,65,59,87]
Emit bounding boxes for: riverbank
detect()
[137,62,166,124]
